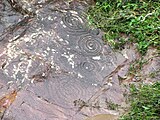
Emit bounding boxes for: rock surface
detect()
[0,0,159,120]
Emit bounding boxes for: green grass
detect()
[87,0,160,55]
[120,82,160,120]
[87,1,160,119]
[129,57,148,76]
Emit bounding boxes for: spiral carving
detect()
[80,61,95,72]
[78,35,102,56]
[62,13,88,35]
[54,78,86,108]
[77,60,100,73]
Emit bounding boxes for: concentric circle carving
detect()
[62,13,88,35]
[78,35,102,56]
[79,61,95,72]
[54,79,86,107]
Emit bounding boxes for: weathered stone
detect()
[0,1,139,120]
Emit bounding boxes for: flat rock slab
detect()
[0,1,128,120]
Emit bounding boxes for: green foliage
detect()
[87,0,160,55]
[129,58,148,75]
[120,82,160,120]
[106,100,119,110]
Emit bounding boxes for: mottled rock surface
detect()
[0,0,159,120]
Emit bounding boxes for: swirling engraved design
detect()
[62,13,88,35]
[54,79,86,107]
[80,61,95,72]
[105,55,117,66]
[78,35,102,56]
[78,60,100,73]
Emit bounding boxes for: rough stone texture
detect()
[0,0,159,120]
[141,48,160,83]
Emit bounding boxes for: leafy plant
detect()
[87,0,160,55]
[120,82,160,120]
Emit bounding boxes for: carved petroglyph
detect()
[0,1,126,119]
[78,35,102,56]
